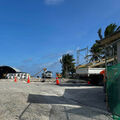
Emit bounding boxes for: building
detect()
[0,66,30,79]
[0,66,20,79]
[100,31,120,64]
[99,31,120,117]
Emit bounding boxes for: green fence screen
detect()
[107,63,120,118]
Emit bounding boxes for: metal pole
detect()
[77,47,88,66]
[113,45,115,65]
[77,50,79,66]
[105,46,107,77]
[86,46,88,63]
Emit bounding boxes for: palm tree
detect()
[89,41,103,62]
[98,28,103,40]
[60,54,75,78]
[90,23,120,63]
[104,24,117,37]
[98,23,120,39]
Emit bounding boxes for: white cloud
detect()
[66,50,74,54]
[45,0,64,5]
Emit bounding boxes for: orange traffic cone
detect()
[27,75,30,83]
[88,81,90,85]
[56,77,60,85]
[14,76,17,82]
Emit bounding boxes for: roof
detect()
[76,63,92,69]
[12,67,21,72]
[0,66,21,72]
[89,58,114,68]
[76,58,115,69]
[100,31,120,46]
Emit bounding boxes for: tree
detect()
[90,23,120,62]
[97,28,103,40]
[98,23,120,39]
[89,40,103,62]
[104,23,117,37]
[60,54,75,78]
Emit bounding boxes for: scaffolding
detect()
[76,47,89,66]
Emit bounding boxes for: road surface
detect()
[0,79,112,120]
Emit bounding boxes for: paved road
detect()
[0,80,112,120]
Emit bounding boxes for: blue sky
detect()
[0,0,120,75]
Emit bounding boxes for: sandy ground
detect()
[0,79,112,120]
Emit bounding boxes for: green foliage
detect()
[90,40,104,62]
[60,54,75,78]
[97,28,103,40]
[104,23,117,37]
[90,23,120,62]
[98,23,120,40]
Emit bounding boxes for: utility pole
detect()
[86,46,89,63]
[77,50,80,66]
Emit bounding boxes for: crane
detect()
[33,68,47,77]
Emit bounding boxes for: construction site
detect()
[0,1,120,120]
[0,31,120,120]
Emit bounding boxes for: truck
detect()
[42,71,53,78]
[76,67,105,85]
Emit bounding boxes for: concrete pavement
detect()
[0,79,112,120]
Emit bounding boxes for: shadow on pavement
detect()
[59,83,92,87]
[27,88,106,110]
[19,87,107,120]
[27,94,75,105]
[63,88,106,110]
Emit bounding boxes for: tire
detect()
[89,74,104,85]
